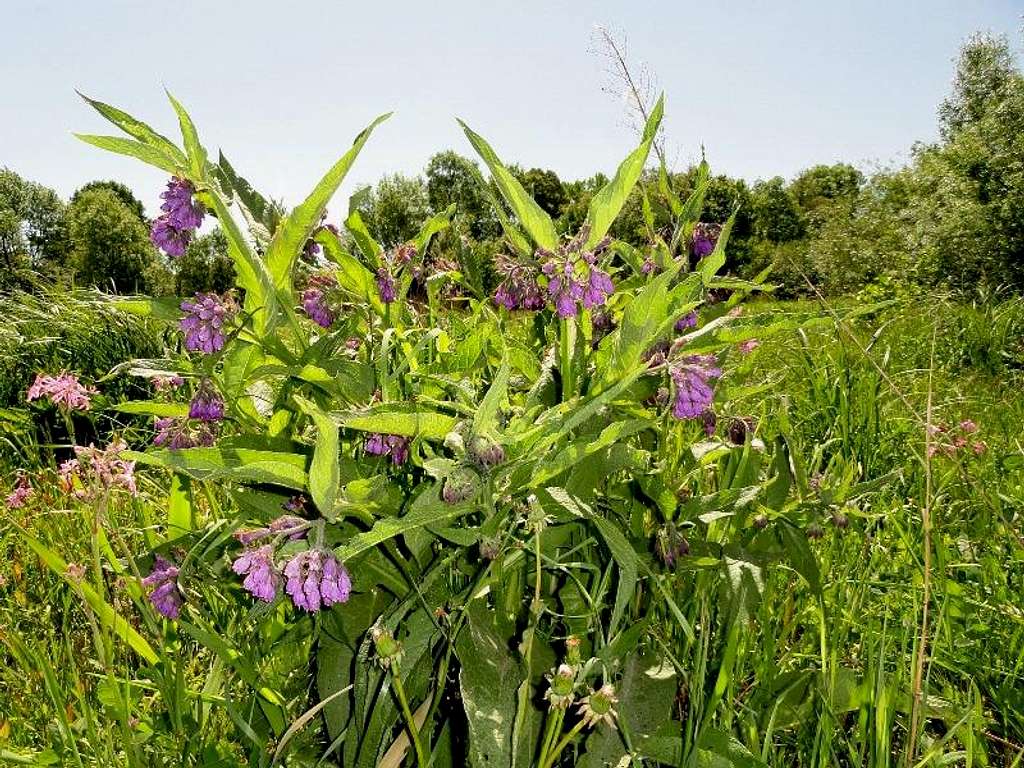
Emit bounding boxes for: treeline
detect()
[3,32,1021,299]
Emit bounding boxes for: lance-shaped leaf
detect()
[77,91,186,163]
[413,203,455,256]
[165,90,207,179]
[294,396,341,520]
[345,207,384,266]
[265,113,391,290]
[458,119,558,251]
[582,94,664,249]
[468,163,532,257]
[73,134,180,175]
[697,208,737,281]
[215,150,281,234]
[331,404,458,440]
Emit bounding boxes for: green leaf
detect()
[529,419,649,488]
[23,535,159,665]
[216,150,281,233]
[697,208,736,282]
[112,401,189,418]
[266,113,391,290]
[458,120,558,250]
[295,397,341,520]
[167,474,193,541]
[77,91,185,162]
[129,444,308,490]
[413,203,455,256]
[73,134,180,175]
[583,95,663,249]
[112,295,185,322]
[332,405,458,440]
[472,358,509,436]
[316,228,382,310]
[334,485,476,562]
[165,90,206,178]
[456,599,525,768]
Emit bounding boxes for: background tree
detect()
[174,228,235,296]
[424,151,499,239]
[0,168,71,288]
[70,180,147,223]
[358,173,430,248]
[67,186,158,293]
[514,167,567,218]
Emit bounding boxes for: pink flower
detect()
[959,420,978,434]
[26,373,96,411]
[59,440,138,499]
[738,339,760,355]
[5,473,33,508]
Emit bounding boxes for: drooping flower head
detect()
[691,222,721,260]
[283,548,351,613]
[179,293,236,354]
[151,177,205,257]
[376,267,397,304]
[365,433,410,465]
[669,354,723,420]
[270,514,308,540]
[675,310,698,332]
[59,439,138,499]
[538,227,615,318]
[142,555,182,619]
[493,254,545,311]
[153,417,218,450]
[655,523,690,568]
[188,380,225,422]
[231,544,279,602]
[300,272,338,328]
[27,372,96,411]
[5,473,33,509]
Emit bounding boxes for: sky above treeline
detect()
[2,0,1022,217]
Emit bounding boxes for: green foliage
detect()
[68,187,160,293]
[357,172,431,249]
[173,227,236,296]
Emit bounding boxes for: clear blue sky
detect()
[2,0,1021,216]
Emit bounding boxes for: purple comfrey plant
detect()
[232,513,308,547]
[283,548,351,612]
[300,273,338,328]
[493,254,545,311]
[669,354,723,420]
[179,293,236,354]
[27,372,96,411]
[189,380,225,422]
[150,177,205,257]
[675,310,698,332]
[153,418,217,450]
[538,227,614,318]
[691,222,721,260]
[365,433,410,465]
[232,544,279,602]
[142,555,183,619]
[376,267,397,304]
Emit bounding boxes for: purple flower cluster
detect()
[189,380,225,421]
[150,177,205,258]
[283,548,352,612]
[232,544,279,601]
[179,293,235,354]
[59,439,138,499]
[376,267,397,303]
[300,272,338,328]
[493,254,545,311]
[538,228,615,318]
[675,310,698,332]
[669,354,723,420]
[142,556,182,619]
[365,433,410,465]
[231,518,351,611]
[153,418,217,450]
[691,222,722,260]
[655,524,690,567]
[27,372,96,411]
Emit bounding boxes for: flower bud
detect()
[468,435,505,469]
[371,626,403,668]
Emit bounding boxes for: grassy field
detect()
[2,292,1023,765]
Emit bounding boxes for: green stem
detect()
[559,317,575,401]
[541,719,587,768]
[391,660,429,767]
[538,708,565,766]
